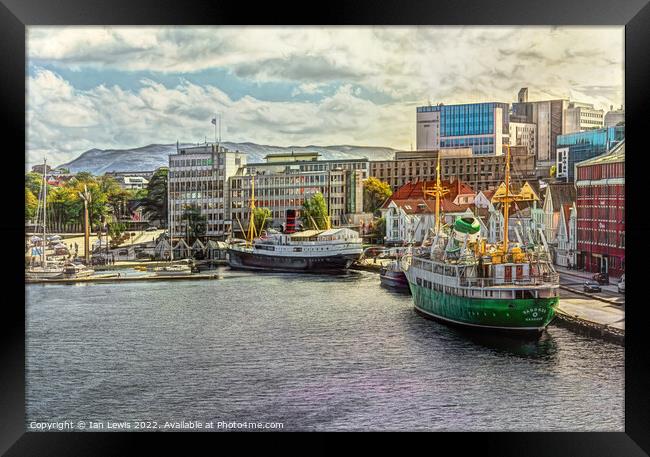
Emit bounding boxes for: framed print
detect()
[2,0,650,454]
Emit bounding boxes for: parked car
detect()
[617,274,625,294]
[584,282,602,293]
[592,272,609,285]
[145,226,158,232]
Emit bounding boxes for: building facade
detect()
[511,97,571,174]
[509,121,537,158]
[416,102,509,155]
[556,125,625,182]
[229,168,364,234]
[168,143,246,238]
[575,141,625,277]
[369,146,534,193]
[564,101,605,132]
[604,105,625,127]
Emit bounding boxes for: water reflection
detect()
[454,328,559,361]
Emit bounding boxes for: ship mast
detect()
[246,175,257,246]
[423,155,449,234]
[503,144,511,253]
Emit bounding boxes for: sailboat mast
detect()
[41,158,47,266]
[503,144,511,253]
[435,155,441,233]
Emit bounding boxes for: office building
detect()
[369,146,535,192]
[556,125,624,182]
[509,121,537,157]
[168,143,246,238]
[416,102,510,155]
[229,168,364,234]
[564,101,604,131]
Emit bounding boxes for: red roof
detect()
[383,178,475,209]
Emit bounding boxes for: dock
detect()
[25,273,223,285]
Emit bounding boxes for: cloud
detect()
[27,69,413,169]
[26,26,624,169]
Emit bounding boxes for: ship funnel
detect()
[285,209,297,234]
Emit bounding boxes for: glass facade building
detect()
[416,102,509,155]
[556,126,625,181]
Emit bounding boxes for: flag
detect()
[211,118,217,125]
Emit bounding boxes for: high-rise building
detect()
[168,143,246,238]
[511,96,570,174]
[556,126,624,182]
[416,102,510,155]
[564,101,604,131]
[575,141,625,276]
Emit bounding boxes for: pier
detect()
[25,273,223,285]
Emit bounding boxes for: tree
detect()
[253,207,272,234]
[25,172,44,196]
[180,203,206,243]
[107,221,126,247]
[363,177,392,213]
[372,217,386,237]
[301,193,329,229]
[142,168,168,227]
[25,188,38,221]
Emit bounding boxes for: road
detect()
[556,268,625,332]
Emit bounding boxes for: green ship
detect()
[403,147,559,333]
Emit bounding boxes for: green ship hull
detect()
[408,281,559,332]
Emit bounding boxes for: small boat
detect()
[62,262,95,278]
[154,260,193,276]
[380,260,409,290]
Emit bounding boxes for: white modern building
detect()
[168,143,246,238]
[416,102,510,155]
[565,101,604,131]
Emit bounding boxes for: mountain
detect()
[58,143,399,175]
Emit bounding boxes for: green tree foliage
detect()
[107,221,126,246]
[181,203,207,242]
[301,193,329,229]
[142,168,168,227]
[253,207,272,234]
[25,172,44,196]
[25,170,140,229]
[25,188,38,221]
[363,177,392,213]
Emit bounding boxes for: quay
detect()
[25,273,223,285]
[352,257,625,344]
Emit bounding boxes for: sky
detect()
[26,26,624,169]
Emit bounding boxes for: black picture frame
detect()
[2,0,649,454]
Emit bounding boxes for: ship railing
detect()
[459,274,559,288]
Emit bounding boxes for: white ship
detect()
[228,228,363,272]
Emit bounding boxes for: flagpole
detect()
[214,113,217,145]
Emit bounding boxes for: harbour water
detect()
[26,270,624,431]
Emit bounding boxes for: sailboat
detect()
[26,159,65,280]
[403,146,560,333]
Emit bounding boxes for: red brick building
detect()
[575,141,625,277]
